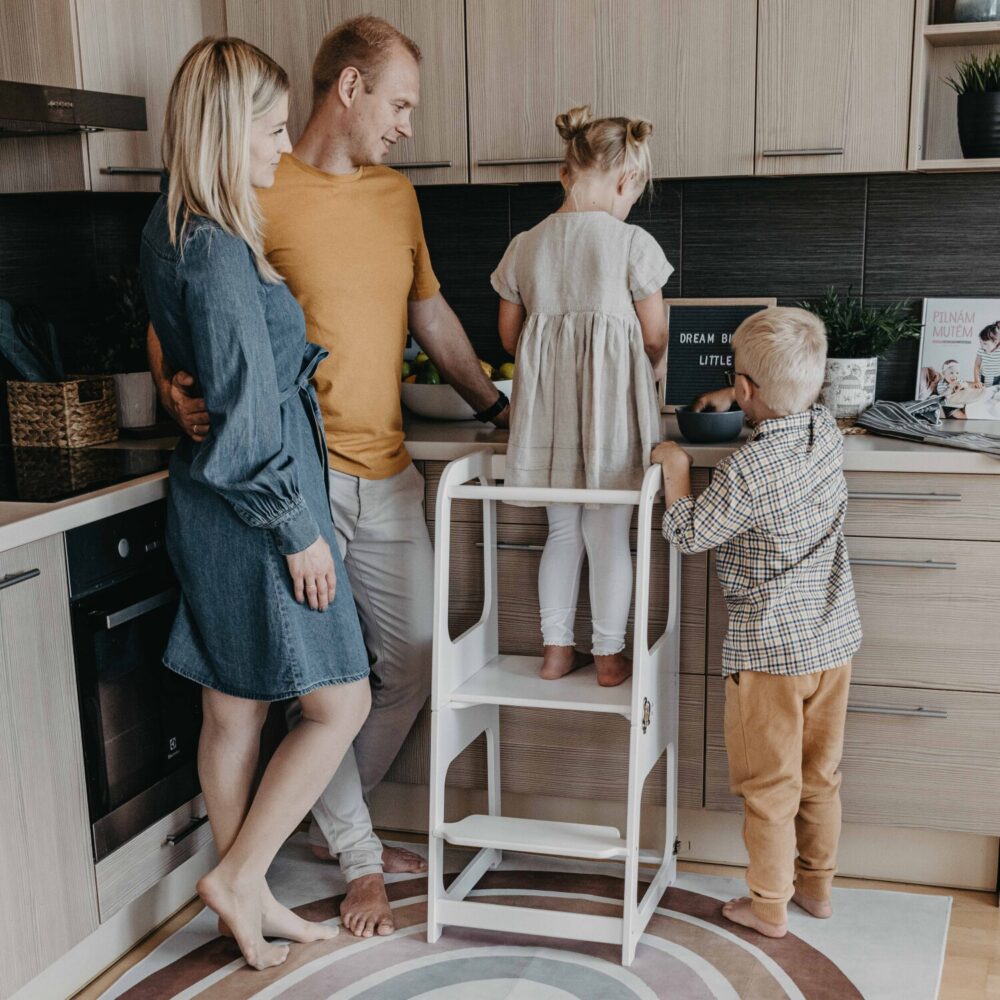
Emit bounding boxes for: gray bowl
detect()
[675,404,745,443]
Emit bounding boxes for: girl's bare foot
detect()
[540,645,590,680]
[199,869,289,970]
[721,897,787,939]
[218,885,338,943]
[594,652,632,687]
[792,890,833,918]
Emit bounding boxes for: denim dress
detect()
[140,195,369,700]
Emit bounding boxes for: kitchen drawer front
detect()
[844,472,999,541]
[444,519,707,673]
[704,678,1000,835]
[95,795,213,921]
[386,674,705,809]
[708,538,999,692]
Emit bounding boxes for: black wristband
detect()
[474,390,509,423]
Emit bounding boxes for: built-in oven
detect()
[66,500,204,862]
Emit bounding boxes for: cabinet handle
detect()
[477,156,564,166]
[847,491,962,502]
[847,704,947,720]
[101,166,162,175]
[165,814,209,846]
[849,558,957,571]
[0,568,40,592]
[393,160,453,169]
[101,586,178,630]
[475,541,544,552]
[760,147,845,157]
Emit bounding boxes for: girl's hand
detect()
[286,536,336,611]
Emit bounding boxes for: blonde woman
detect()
[140,38,370,970]
[490,106,671,688]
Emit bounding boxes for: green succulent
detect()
[798,288,922,359]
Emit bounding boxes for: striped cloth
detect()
[977,344,1000,386]
[662,405,862,677]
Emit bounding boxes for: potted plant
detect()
[798,288,921,420]
[945,50,1000,158]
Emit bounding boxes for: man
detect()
[149,16,507,939]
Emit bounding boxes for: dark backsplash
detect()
[3,171,1000,401]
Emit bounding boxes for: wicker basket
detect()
[7,376,118,448]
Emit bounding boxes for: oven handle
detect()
[165,814,209,846]
[100,587,179,630]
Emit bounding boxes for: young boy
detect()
[653,306,862,940]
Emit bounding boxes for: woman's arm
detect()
[634,290,667,381]
[498,299,526,358]
[974,356,984,388]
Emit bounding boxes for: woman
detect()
[140,38,370,970]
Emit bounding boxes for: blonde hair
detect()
[555,105,653,193]
[162,37,288,282]
[312,15,421,105]
[732,307,828,416]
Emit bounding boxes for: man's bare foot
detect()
[341,873,394,938]
[792,890,833,918]
[218,885,338,944]
[721,897,787,939]
[594,653,632,687]
[540,646,590,680]
[198,869,289,970]
[382,844,428,873]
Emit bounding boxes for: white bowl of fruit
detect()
[401,353,514,421]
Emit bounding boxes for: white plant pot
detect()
[112,372,157,429]
[819,357,878,420]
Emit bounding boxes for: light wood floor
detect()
[76,850,999,1000]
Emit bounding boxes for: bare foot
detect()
[382,844,428,874]
[218,886,338,944]
[341,873,395,938]
[792,890,833,918]
[198,869,289,970]
[594,653,632,687]
[540,646,590,680]
[721,896,787,939]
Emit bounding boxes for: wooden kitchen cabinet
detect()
[0,535,98,998]
[225,0,467,185]
[466,0,756,183]
[0,0,88,192]
[75,0,226,192]
[755,0,913,175]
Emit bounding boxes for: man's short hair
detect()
[312,15,421,104]
[732,306,828,416]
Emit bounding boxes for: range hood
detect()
[0,80,145,137]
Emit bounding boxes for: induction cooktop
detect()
[0,445,172,503]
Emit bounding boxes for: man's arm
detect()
[408,292,510,427]
[147,323,210,442]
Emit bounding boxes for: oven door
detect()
[72,573,202,861]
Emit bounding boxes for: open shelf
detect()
[915,156,1000,170]
[924,22,1000,47]
[449,654,632,716]
[436,815,628,860]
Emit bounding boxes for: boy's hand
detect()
[651,440,694,472]
[691,386,736,413]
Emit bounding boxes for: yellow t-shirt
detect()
[258,154,440,479]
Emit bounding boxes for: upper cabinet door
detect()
[76,0,226,192]
[755,0,913,175]
[467,0,756,184]
[225,0,467,186]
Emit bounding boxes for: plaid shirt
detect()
[662,405,862,677]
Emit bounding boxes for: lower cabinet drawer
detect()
[386,674,706,809]
[95,796,213,922]
[705,678,1000,835]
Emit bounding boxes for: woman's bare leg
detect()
[197,678,371,969]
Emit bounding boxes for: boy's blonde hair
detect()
[555,105,653,193]
[732,307,828,416]
[162,37,288,283]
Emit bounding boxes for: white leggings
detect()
[538,504,634,656]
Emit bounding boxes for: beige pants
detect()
[724,662,852,924]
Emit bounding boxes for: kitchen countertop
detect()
[1,414,997,554]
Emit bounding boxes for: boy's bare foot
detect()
[721,897,787,939]
[594,653,632,687]
[341,873,395,938]
[308,842,427,874]
[198,869,289,970]
[792,890,833,918]
[217,885,338,944]
[540,645,590,680]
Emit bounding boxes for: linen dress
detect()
[140,195,369,700]
[491,212,672,495]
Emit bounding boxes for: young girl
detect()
[490,106,671,687]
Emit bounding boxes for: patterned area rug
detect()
[99,836,950,999]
